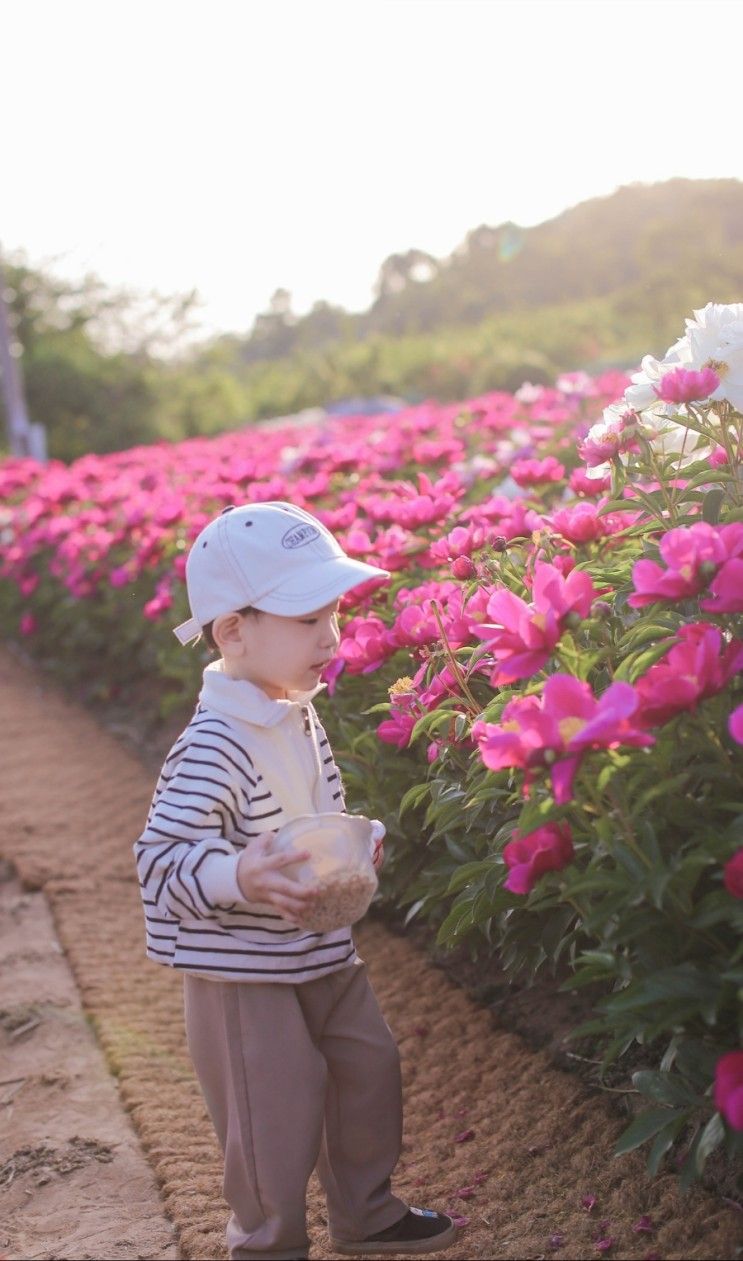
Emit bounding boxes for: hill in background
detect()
[228,178,743,364]
[3,178,743,461]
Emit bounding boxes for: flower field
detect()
[2,303,743,1188]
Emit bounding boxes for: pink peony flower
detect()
[569,467,611,496]
[19,611,37,636]
[474,562,595,684]
[474,675,653,803]
[377,711,417,749]
[338,615,393,673]
[729,704,743,744]
[700,557,743,613]
[654,365,720,403]
[320,656,345,696]
[629,522,743,608]
[723,850,743,899]
[714,1050,743,1130]
[452,556,477,581]
[635,623,743,727]
[549,502,606,544]
[510,456,565,486]
[578,406,637,468]
[503,822,574,894]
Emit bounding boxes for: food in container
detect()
[271,812,382,932]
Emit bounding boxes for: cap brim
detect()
[252,557,390,616]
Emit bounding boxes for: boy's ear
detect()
[212,612,245,653]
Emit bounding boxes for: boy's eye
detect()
[300,618,318,625]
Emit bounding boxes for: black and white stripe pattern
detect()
[134,702,355,983]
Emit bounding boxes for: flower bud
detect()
[564,611,583,630]
[452,556,477,581]
[699,560,718,582]
[491,535,508,553]
[590,600,613,620]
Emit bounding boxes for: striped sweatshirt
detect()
[133,660,359,983]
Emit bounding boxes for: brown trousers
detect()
[183,959,407,1259]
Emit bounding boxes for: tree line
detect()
[2,177,742,462]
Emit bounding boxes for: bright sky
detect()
[3,0,741,340]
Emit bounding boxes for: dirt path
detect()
[0,645,739,1261]
[0,866,179,1261]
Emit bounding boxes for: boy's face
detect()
[216,599,342,699]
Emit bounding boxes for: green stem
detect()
[429,599,481,716]
[606,786,653,868]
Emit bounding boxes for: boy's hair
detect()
[200,605,260,654]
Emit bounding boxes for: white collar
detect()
[198,659,326,728]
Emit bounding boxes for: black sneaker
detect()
[331,1207,457,1255]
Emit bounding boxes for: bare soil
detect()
[0,865,179,1260]
[0,645,740,1260]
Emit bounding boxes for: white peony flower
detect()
[639,411,714,465]
[683,302,743,411]
[624,350,688,411]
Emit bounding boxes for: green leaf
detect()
[615,1107,686,1156]
[647,1114,688,1175]
[398,782,431,818]
[702,487,725,525]
[631,1069,698,1109]
[695,1112,726,1173]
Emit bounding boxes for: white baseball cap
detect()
[173,501,390,645]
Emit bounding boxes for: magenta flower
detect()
[729,704,743,745]
[654,365,720,403]
[628,522,739,608]
[549,502,606,544]
[338,615,393,674]
[714,1050,743,1131]
[452,556,477,580]
[578,407,636,467]
[710,445,729,467]
[510,455,565,486]
[475,562,595,684]
[503,822,574,894]
[429,523,486,563]
[700,557,743,613]
[377,711,417,749]
[723,850,743,899]
[635,623,743,727]
[569,467,611,496]
[143,579,173,620]
[19,611,37,636]
[474,675,653,803]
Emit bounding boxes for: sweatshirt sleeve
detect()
[134,739,246,921]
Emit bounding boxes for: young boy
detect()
[134,501,456,1261]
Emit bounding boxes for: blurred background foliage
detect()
[3,177,743,462]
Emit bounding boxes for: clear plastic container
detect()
[271,812,382,932]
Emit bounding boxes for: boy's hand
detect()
[370,819,385,872]
[236,834,318,925]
